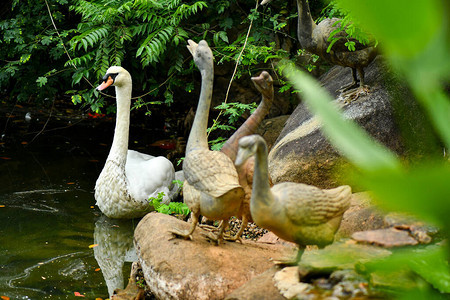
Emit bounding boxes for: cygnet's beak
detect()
[251,71,273,98]
[96,76,114,91]
[251,73,268,92]
[186,39,198,56]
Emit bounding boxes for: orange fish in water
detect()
[87,112,105,119]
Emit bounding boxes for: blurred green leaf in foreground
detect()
[282,0,449,297]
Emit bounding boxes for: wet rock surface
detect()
[230,241,392,300]
[384,212,439,244]
[349,211,440,248]
[300,241,392,271]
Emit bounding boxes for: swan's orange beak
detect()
[96,76,114,91]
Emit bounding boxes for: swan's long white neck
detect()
[186,64,214,154]
[252,139,273,205]
[107,83,132,166]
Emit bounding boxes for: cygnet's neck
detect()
[252,139,272,205]
[221,91,272,161]
[186,65,214,154]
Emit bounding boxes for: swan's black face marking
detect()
[96,72,119,91]
[101,72,118,84]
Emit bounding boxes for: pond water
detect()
[0,106,171,299]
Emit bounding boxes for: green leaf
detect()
[219,31,229,43]
[336,0,444,58]
[361,164,450,228]
[71,94,82,105]
[326,36,342,53]
[36,76,48,87]
[362,245,450,294]
[344,40,356,51]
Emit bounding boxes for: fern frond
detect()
[171,2,207,25]
[64,51,95,68]
[137,26,174,65]
[70,25,109,52]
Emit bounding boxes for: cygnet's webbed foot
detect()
[169,228,193,241]
[201,220,227,245]
[169,212,199,241]
[273,248,304,266]
[201,231,224,245]
[223,233,243,243]
[223,217,247,243]
[340,85,370,103]
[337,80,359,93]
[198,223,220,232]
[273,258,299,266]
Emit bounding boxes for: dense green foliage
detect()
[318,1,377,53]
[208,101,257,150]
[0,0,72,103]
[67,0,209,112]
[0,0,302,115]
[0,0,373,120]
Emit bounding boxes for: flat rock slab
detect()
[225,266,286,300]
[352,227,418,247]
[134,212,295,300]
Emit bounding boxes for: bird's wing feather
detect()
[125,150,175,203]
[183,149,241,198]
[273,183,351,225]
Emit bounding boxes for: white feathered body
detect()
[95,150,175,219]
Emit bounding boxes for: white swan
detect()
[94,66,176,219]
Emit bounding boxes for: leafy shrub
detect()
[207,101,257,150]
[149,191,190,216]
[0,0,72,103]
[0,0,315,115]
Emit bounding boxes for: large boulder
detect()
[134,212,295,300]
[268,56,420,188]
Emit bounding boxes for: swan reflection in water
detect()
[93,215,138,297]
